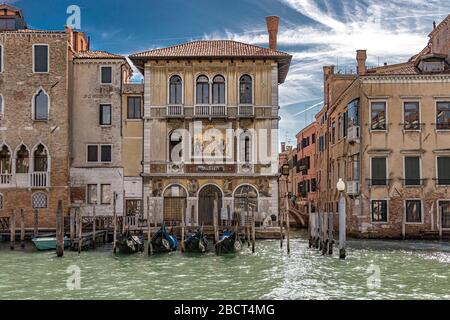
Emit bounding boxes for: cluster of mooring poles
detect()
[308,178,347,259]
[3,208,40,251]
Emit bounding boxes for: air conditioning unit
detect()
[348,126,360,143]
[347,180,360,195]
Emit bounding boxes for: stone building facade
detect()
[0,5,84,227]
[130,17,291,226]
[316,15,450,239]
[69,50,132,216]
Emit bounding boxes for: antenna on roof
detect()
[433,21,437,29]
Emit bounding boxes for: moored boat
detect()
[184,229,208,253]
[215,229,243,255]
[32,236,71,251]
[151,225,178,253]
[116,232,145,254]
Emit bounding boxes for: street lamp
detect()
[337,178,346,259]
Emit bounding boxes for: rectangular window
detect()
[371,200,388,222]
[404,102,420,130]
[343,111,348,138]
[406,200,422,223]
[101,66,112,84]
[99,104,111,125]
[101,184,112,205]
[371,157,387,186]
[404,157,421,186]
[126,200,142,216]
[101,145,112,163]
[33,45,49,73]
[436,102,450,130]
[440,201,450,229]
[371,101,387,130]
[437,157,450,185]
[331,121,336,144]
[87,145,98,162]
[87,184,98,205]
[127,97,141,119]
[348,99,360,127]
[338,116,342,140]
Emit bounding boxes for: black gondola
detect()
[150,225,178,253]
[215,229,243,255]
[184,229,209,253]
[116,232,144,254]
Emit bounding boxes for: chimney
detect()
[281,142,286,153]
[266,16,279,50]
[356,50,367,75]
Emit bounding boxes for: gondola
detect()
[116,232,144,254]
[184,229,209,253]
[150,225,178,253]
[215,229,243,255]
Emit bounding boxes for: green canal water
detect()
[1,232,450,300]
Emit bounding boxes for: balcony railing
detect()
[167,105,184,117]
[436,178,450,186]
[436,123,450,130]
[367,179,390,187]
[194,105,227,117]
[30,172,50,188]
[401,123,422,131]
[238,105,254,117]
[0,174,13,187]
[402,179,426,187]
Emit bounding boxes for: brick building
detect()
[315,15,450,238]
[0,4,84,228]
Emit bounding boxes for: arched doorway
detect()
[163,185,187,225]
[198,185,223,226]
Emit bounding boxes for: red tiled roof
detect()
[75,50,126,60]
[0,29,66,34]
[129,40,292,83]
[366,62,420,75]
[130,40,290,59]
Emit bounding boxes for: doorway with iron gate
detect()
[198,185,223,226]
[440,201,450,230]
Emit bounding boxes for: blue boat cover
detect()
[161,226,178,249]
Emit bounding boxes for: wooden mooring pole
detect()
[77,207,82,254]
[113,192,117,254]
[34,209,39,238]
[70,209,75,243]
[285,191,291,254]
[20,209,25,248]
[10,210,15,250]
[92,204,96,249]
[56,200,64,258]
[213,197,219,244]
[251,206,255,254]
[181,200,186,253]
[147,198,153,256]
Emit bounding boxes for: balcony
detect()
[347,180,360,195]
[0,174,13,187]
[402,179,426,187]
[238,105,254,117]
[194,105,227,118]
[30,172,50,188]
[368,179,390,187]
[348,126,360,143]
[167,105,184,117]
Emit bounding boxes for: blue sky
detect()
[8,0,450,145]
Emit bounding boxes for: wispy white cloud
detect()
[203,0,450,139]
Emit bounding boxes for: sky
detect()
[7,0,450,145]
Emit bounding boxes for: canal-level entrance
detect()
[198,185,223,225]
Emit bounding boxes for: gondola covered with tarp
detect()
[116,232,145,254]
[215,229,242,255]
[151,225,178,253]
[184,229,209,253]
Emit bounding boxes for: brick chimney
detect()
[356,50,367,75]
[266,16,279,50]
[281,142,286,153]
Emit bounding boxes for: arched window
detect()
[32,192,48,209]
[34,90,49,121]
[169,131,183,162]
[0,193,3,210]
[169,75,182,105]
[33,144,48,172]
[16,145,29,174]
[212,75,225,105]
[239,131,252,163]
[239,75,253,105]
[196,75,209,104]
[0,145,11,174]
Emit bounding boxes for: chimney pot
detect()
[356,50,367,75]
[266,16,279,51]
